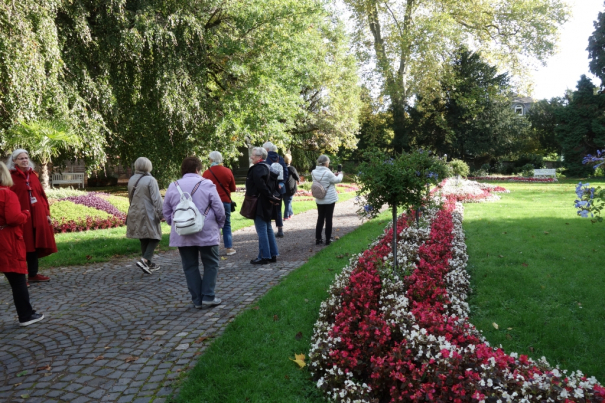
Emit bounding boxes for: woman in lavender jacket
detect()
[163,157,226,308]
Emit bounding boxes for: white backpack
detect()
[172,180,209,236]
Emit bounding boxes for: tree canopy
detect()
[1,0,361,185]
[343,0,569,151]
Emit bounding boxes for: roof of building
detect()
[512,96,534,104]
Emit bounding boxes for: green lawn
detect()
[465,179,605,382]
[176,209,391,403]
[41,191,357,269]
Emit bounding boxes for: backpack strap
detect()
[191,180,203,196]
[312,171,330,189]
[175,180,203,197]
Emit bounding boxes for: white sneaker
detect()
[136,259,151,274]
[202,298,222,307]
[225,248,236,256]
[20,313,44,327]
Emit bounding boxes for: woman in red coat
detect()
[0,161,45,326]
[8,149,57,282]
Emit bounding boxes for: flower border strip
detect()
[310,196,605,402]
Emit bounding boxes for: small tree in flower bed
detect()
[63,194,126,218]
[575,151,605,223]
[356,149,447,270]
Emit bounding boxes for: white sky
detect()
[531,0,603,100]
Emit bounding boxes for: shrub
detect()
[448,159,470,177]
[515,153,544,170]
[521,163,535,177]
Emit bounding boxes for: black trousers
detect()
[4,272,33,322]
[26,251,39,277]
[140,238,160,262]
[316,203,336,241]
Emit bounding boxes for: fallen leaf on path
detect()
[295,332,302,340]
[125,356,138,363]
[220,257,227,260]
[195,336,211,344]
[36,365,51,372]
[290,353,306,368]
[94,356,104,361]
[492,322,499,330]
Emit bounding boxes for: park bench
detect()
[533,168,557,180]
[51,172,85,188]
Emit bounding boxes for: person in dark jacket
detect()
[263,142,288,238]
[246,147,281,265]
[283,153,299,220]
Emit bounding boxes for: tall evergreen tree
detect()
[555,75,605,176]
[408,49,529,162]
[588,4,605,89]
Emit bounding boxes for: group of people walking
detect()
[1,143,344,325]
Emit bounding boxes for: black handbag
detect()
[208,166,237,213]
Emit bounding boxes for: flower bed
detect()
[48,192,127,233]
[437,177,509,203]
[469,176,556,183]
[310,184,605,402]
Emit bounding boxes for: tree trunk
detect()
[392,204,398,272]
[391,99,408,152]
[41,163,50,191]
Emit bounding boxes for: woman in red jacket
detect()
[8,149,57,282]
[0,161,45,326]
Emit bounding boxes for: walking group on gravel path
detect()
[1,143,345,326]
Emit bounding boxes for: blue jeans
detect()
[283,195,293,218]
[254,216,279,259]
[178,245,220,305]
[222,202,233,248]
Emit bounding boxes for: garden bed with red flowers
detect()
[309,185,605,402]
[49,192,127,233]
[469,176,556,183]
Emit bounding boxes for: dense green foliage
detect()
[448,159,470,178]
[1,0,361,186]
[588,6,605,89]
[554,76,605,177]
[176,210,391,403]
[466,180,605,382]
[407,49,530,162]
[526,98,566,155]
[343,0,568,151]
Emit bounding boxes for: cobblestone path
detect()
[0,198,364,403]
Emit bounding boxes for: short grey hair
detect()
[317,155,330,166]
[7,149,35,170]
[252,147,267,159]
[134,157,153,173]
[0,161,13,187]
[209,151,223,163]
[263,141,277,152]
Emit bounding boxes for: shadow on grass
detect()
[465,215,605,382]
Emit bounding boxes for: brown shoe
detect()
[28,274,50,282]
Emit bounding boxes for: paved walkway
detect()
[0,198,364,403]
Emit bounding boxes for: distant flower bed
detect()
[469,176,556,183]
[310,183,605,402]
[437,177,509,203]
[49,192,128,233]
